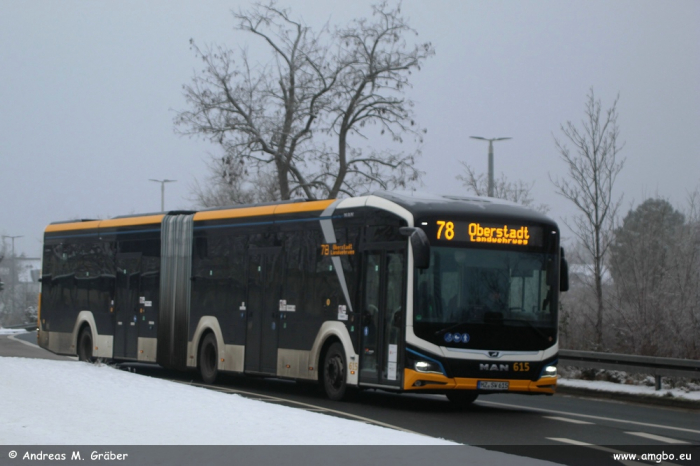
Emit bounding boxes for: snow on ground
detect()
[0,356,458,445]
[557,378,700,401]
[1,354,567,465]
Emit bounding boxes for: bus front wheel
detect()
[322,342,348,401]
[77,327,93,362]
[198,333,219,385]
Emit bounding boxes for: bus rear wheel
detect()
[446,391,478,407]
[77,327,93,362]
[322,342,349,401]
[198,333,219,385]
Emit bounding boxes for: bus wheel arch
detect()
[198,331,219,384]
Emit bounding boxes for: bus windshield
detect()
[413,246,558,351]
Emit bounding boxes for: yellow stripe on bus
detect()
[98,215,165,229]
[45,215,164,234]
[193,206,276,222]
[193,200,335,222]
[45,221,101,233]
[45,200,336,234]
[273,199,335,215]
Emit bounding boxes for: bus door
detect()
[359,247,406,388]
[245,247,283,375]
[114,252,142,360]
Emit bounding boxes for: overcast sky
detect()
[1,0,698,258]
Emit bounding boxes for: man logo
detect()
[488,351,500,358]
[480,363,510,371]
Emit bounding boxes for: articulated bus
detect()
[38,192,568,405]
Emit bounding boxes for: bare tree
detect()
[0,246,22,326]
[175,1,432,203]
[322,1,434,198]
[602,192,700,359]
[0,252,7,324]
[457,162,549,213]
[175,3,335,201]
[191,155,280,207]
[550,88,625,349]
[608,198,684,356]
[663,189,700,358]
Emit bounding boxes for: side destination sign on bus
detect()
[321,243,355,256]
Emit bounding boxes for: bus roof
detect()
[44,192,555,235]
[372,191,556,226]
[44,199,335,234]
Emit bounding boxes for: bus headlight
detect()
[415,360,442,374]
[542,365,557,378]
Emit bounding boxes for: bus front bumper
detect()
[403,368,557,395]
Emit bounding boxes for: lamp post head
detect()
[149,179,177,184]
[2,235,23,248]
[470,136,512,142]
[149,179,177,212]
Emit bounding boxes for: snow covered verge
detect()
[2,355,570,466]
[0,356,460,445]
[557,367,700,403]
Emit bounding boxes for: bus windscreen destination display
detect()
[433,220,543,247]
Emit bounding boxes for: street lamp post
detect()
[2,235,23,318]
[149,179,177,212]
[470,136,512,197]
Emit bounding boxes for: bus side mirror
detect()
[559,247,569,292]
[399,227,431,270]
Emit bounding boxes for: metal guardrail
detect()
[559,349,700,390]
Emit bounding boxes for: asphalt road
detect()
[0,330,73,361]
[3,331,698,465]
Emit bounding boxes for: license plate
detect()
[478,381,509,391]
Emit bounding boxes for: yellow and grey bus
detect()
[38,192,568,405]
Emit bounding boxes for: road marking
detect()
[547,437,592,446]
[177,380,427,436]
[543,416,594,425]
[479,400,700,435]
[625,431,690,444]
